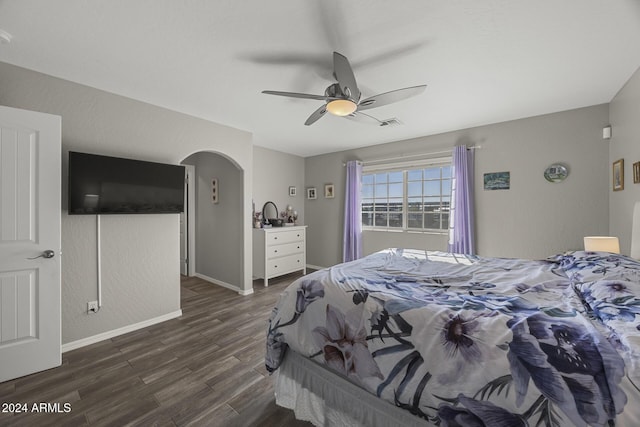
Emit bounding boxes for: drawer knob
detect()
[274,249,278,253]
[274,237,278,240]
[274,265,278,268]
[297,246,300,249]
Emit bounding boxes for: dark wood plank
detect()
[0,274,312,426]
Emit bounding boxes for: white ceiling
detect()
[1,1,639,157]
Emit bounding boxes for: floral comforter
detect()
[266,249,640,427]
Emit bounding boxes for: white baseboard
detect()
[195,273,254,296]
[306,264,326,271]
[62,309,183,353]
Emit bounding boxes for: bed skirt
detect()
[274,350,431,427]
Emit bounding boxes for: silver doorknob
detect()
[42,250,55,258]
[28,250,55,260]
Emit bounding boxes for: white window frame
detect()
[361,157,452,233]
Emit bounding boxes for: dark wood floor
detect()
[0,274,313,426]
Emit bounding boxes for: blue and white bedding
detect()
[266,249,640,427]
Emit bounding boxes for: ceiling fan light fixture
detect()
[326,99,357,116]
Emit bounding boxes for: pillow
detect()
[555,251,640,284]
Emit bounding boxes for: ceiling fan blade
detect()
[315,2,348,56]
[344,111,383,126]
[357,85,426,111]
[241,52,327,67]
[262,90,328,101]
[353,42,426,69]
[333,52,361,101]
[304,105,328,126]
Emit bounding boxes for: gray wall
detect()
[0,62,253,344]
[609,65,640,255]
[253,146,305,225]
[183,152,243,286]
[305,104,610,268]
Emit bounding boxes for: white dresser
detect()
[253,226,307,286]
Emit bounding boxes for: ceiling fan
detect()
[262,52,426,126]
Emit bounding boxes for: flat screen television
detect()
[68,151,185,215]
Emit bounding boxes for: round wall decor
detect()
[544,163,569,183]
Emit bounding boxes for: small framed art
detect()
[633,161,640,184]
[289,186,297,197]
[307,187,317,200]
[613,159,624,191]
[483,172,510,190]
[324,184,335,198]
[211,178,219,203]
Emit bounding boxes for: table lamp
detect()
[583,236,620,254]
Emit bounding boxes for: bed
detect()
[265,248,640,427]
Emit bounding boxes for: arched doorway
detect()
[180,151,245,293]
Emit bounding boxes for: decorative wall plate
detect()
[544,163,569,183]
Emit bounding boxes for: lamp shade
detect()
[326,99,357,116]
[583,236,620,254]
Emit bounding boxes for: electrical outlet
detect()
[87,301,99,314]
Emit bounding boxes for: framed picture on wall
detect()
[483,171,510,190]
[307,187,317,200]
[211,178,219,203]
[634,161,640,184]
[324,184,335,198]
[613,159,624,191]
[289,186,297,197]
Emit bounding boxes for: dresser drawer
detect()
[253,226,306,286]
[267,253,304,276]
[268,241,303,258]
[267,229,304,245]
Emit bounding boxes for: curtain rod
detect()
[342,145,481,166]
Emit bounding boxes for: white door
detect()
[180,164,195,276]
[0,105,61,382]
[179,168,189,276]
[180,211,187,275]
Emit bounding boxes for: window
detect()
[361,161,451,232]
